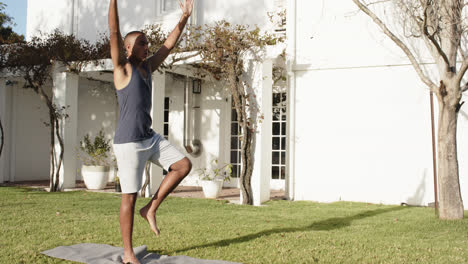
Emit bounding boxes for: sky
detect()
[2,0,27,37]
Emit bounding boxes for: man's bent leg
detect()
[140,157,192,236]
[120,193,140,264]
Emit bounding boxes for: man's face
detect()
[128,34,149,61]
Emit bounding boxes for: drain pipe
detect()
[184,77,200,154]
[285,0,297,201]
[430,91,438,215]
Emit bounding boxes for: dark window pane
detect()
[164,97,170,109]
[231,123,238,135]
[281,93,287,102]
[281,137,286,150]
[164,110,169,122]
[273,109,280,121]
[273,122,280,135]
[164,124,169,136]
[282,111,287,120]
[230,151,238,163]
[281,152,286,165]
[281,166,286,180]
[232,165,239,178]
[281,122,286,135]
[272,166,279,179]
[273,93,281,105]
[231,109,238,121]
[230,136,238,149]
[272,151,280,165]
[272,137,280,150]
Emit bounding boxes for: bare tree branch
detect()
[462,81,468,92]
[167,50,202,65]
[457,58,468,85]
[422,0,451,71]
[352,0,438,91]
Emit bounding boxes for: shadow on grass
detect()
[164,206,407,253]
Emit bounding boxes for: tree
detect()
[0,2,25,44]
[352,0,467,219]
[0,31,108,191]
[185,22,281,205]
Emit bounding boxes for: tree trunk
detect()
[228,64,254,205]
[53,117,65,191]
[436,83,464,219]
[241,128,254,205]
[48,112,56,191]
[36,86,59,192]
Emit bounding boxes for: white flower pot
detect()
[201,179,223,199]
[81,165,110,190]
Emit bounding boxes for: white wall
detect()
[26,0,74,40]
[291,1,467,208]
[10,81,51,181]
[295,1,433,69]
[77,77,117,180]
[77,0,157,42]
[294,66,435,205]
[164,73,231,186]
[27,0,282,42]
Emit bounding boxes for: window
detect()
[163,97,170,140]
[272,90,287,180]
[163,97,170,175]
[230,101,241,178]
[156,0,183,18]
[161,0,178,13]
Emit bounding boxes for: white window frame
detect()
[155,0,185,22]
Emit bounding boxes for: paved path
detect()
[1,180,286,204]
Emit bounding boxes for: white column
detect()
[251,59,273,206]
[147,70,166,197]
[0,79,7,183]
[285,0,297,200]
[52,65,79,189]
[1,79,15,183]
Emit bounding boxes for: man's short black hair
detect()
[123,31,145,46]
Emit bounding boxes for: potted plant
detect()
[77,129,111,190]
[197,159,232,199]
[114,176,121,192]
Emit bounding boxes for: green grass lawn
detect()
[0,187,467,264]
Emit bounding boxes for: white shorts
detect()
[113,133,186,193]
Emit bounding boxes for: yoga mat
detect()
[42,243,242,264]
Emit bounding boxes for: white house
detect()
[0,0,467,209]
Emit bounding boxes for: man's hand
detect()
[148,0,193,72]
[178,0,194,18]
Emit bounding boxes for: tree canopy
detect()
[0,2,25,44]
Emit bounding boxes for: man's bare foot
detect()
[139,206,160,236]
[122,253,140,264]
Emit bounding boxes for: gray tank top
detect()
[114,63,155,144]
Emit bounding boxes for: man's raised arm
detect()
[108,0,126,69]
[148,0,194,72]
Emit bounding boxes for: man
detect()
[108,0,194,263]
